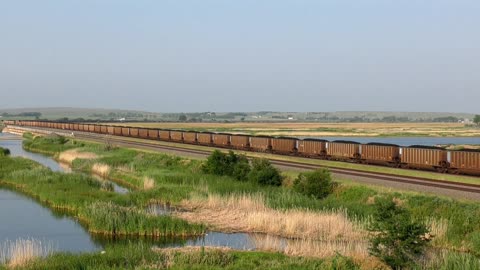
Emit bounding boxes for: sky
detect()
[0,0,479,113]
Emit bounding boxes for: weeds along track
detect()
[12,126,480,197]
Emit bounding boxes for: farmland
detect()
[111,122,480,137]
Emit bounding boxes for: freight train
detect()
[3,120,480,176]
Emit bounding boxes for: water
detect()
[308,136,480,146]
[0,133,68,172]
[0,189,101,254]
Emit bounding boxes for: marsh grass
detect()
[19,134,480,258]
[0,238,54,267]
[178,193,367,241]
[91,163,111,178]
[57,149,97,165]
[143,177,155,190]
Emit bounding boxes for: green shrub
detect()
[0,147,10,156]
[368,196,431,269]
[232,159,251,181]
[247,159,283,186]
[293,169,337,199]
[202,150,249,179]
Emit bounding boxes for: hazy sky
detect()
[1,1,479,113]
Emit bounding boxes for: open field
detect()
[112,122,480,137]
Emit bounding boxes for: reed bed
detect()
[58,149,97,165]
[143,177,155,190]
[0,238,54,267]
[178,193,366,241]
[81,202,205,237]
[91,163,111,178]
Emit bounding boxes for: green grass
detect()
[0,156,205,237]
[0,243,351,270]
[20,134,480,257]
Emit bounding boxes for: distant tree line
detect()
[1,112,42,118]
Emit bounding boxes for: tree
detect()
[368,196,431,269]
[474,115,480,126]
[179,114,187,122]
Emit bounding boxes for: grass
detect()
[0,239,54,267]
[111,121,480,137]
[177,193,366,241]
[0,243,357,270]
[4,133,480,269]
[78,132,480,185]
[0,156,205,238]
[20,134,480,256]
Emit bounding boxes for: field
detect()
[112,122,480,137]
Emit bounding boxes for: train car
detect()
[100,125,108,134]
[130,127,139,137]
[183,131,197,144]
[197,132,212,145]
[147,129,159,139]
[138,128,149,139]
[107,126,115,135]
[121,127,130,137]
[159,130,170,141]
[401,146,448,171]
[94,125,101,133]
[297,138,328,157]
[212,133,230,147]
[230,134,250,149]
[2,120,15,126]
[449,150,480,175]
[327,141,361,160]
[73,123,79,131]
[361,143,400,165]
[250,136,272,152]
[88,124,95,133]
[113,127,122,136]
[170,130,183,142]
[271,137,297,154]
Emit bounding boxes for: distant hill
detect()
[0,107,476,123]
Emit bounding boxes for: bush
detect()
[247,159,283,186]
[202,150,249,179]
[293,169,337,199]
[0,147,10,156]
[368,196,431,269]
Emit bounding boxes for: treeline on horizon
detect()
[1,111,478,124]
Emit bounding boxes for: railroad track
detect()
[7,126,480,196]
[71,132,480,195]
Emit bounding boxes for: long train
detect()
[3,120,480,176]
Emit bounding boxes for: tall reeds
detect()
[0,238,54,267]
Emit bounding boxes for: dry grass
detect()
[0,238,54,267]
[58,149,97,165]
[91,163,111,178]
[177,193,366,241]
[143,177,155,190]
[112,122,478,137]
[426,218,449,245]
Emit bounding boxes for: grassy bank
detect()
[0,243,357,270]
[0,155,205,238]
